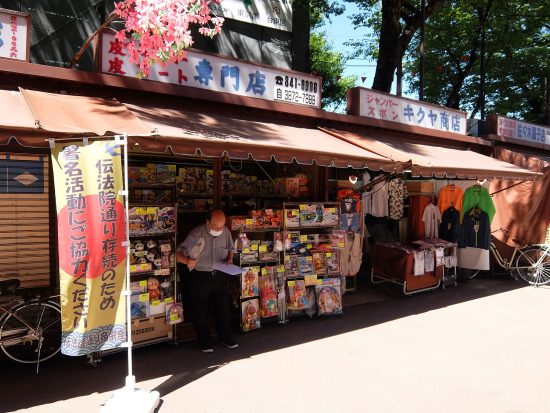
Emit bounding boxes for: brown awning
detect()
[321,127,540,180]
[124,102,394,169]
[0,88,153,147]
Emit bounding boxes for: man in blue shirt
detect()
[176,209,238,353]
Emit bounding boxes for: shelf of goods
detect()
[128,204,182,344]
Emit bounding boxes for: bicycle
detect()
[467,228,550,286]
[0,278,61,373]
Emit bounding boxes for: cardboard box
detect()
[131,314,172,343]
[405,181,434,193]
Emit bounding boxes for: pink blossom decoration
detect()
[114,0,224,78]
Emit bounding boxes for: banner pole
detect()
[101,133,159,413]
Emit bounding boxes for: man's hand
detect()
[187,259,197,270]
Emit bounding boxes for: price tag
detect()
[151,300,160,306]
[338,242,345,248]
[326,252,332,258]
[317,279,323,285]
[243,248,250,253]
[300,235,308,242]
[299,204,307,211]
[261,267,267,275]
[139,280,147,286]
[306,243,312,249]
[245,219,254,227]
[130,264,137,272]
[328,208,336,213]
[170,312,180,322]
[136,207,147,215]
[251,244,259,251]
[287,280,295,287]
[138,293,149,302]
[254,266,261,272]
[207,199,213,205]
[207,170,214,176]
[164,297,174,304]
[291,209,299,216]
[276,266,285,273]
[230,173,237,178]
[304,274,317,286]
[138,263,150,271]
[259,245,267,252]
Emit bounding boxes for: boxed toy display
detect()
[156,163,176,184]
[284,255,300,278]
[315,278,343,316]
[166,302,184,325]
[241,267,260,298]
[287,280,308,310]
[241,298,261,332]
[326,250,341,275]
[284,209,300,228]
[298,255,314,276]
[323,207,339,226]
[129,207,148,236]
[312,251,327,275]
[259,271,278,318]
[130,293,150,319]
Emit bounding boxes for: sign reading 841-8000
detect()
[274,75,320,107]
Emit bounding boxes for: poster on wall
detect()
[51,140,127,356]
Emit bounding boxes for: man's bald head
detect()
[208,209,226,230]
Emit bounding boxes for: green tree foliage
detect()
[308,0,357,110]
[404,0,549,123]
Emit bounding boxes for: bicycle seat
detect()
[512,238,528,248]
[0,279,20,295]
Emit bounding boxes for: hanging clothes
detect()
[387,177,409,220]
[364,180,389,218]
[439,206,461,243]
[437,184,464,215]
[462,185,496,223]
[340,232,363,276]
[413,250,425,276]
[459,209,491,250]
[422,202,442,239]
[424,249,435,272]
[408,195,432,242]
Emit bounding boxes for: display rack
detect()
[282,201,344,318]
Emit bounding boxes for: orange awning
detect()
[321,127,540,180]
[124,102,395,169]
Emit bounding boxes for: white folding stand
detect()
[102,134,160,413]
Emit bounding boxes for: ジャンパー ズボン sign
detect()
[51,140,127,356]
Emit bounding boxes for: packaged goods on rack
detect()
[287,280,308,310]
[130,293,150,319]
[315,278,343,316]
[326,251,341,275]
[312,252,328,275]
[241,299,261,332]
[177,167,213,194]
[259,267,279,318]
[241,267,260,298]
[166,302,184,325]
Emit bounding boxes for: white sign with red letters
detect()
[0,9,28,61]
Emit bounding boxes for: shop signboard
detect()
[495,116,549,149]
[51,140,127,356]
[0,8,30,61]
[100,32,321,109]
[210,0,293,32]
[356,88,467,135]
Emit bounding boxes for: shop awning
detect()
[0,88,153,146]
[321,127,540,180]
[123,102,394,169]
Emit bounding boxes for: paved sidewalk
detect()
[3,279,549,413]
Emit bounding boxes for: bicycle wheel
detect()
[0,300,61,364]
[515,247,550,286]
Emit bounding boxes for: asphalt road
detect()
[2,278,549,413]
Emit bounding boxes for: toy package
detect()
[130,293,150,319]
[156,163,176,184]
[299,204,318,227]
[284,209,300,228]
[129,240,152,273]
[284,254,300,278]
[315,278,343,316]
[166,302,184,325]
[287,280,308,311]
[330,230,346,249]
[326,250,341,275]
[241,298,261,332]
[241,267,260,298]
[312,251,327,275]
[259,272,278,318]
[129,207,148,236]
[298,255,314,276]
[323,206,339,226]
[228,216,248,231]
[129,280,147,294]
[146,207,158,233]
[155,207,176,233]
[273,232,284,252]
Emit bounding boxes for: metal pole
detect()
[419,0,426,101]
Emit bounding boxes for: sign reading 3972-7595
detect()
[101,32,321,109]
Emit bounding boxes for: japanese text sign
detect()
[101,32,321,108]
[211,0,293,32]
[0,8,28,61]
[51,140,127,356]
[496,116,549,148]
[357,88,467,135]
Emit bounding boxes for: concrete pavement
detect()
[2,278,549,413]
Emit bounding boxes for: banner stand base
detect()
[101,377,160,413]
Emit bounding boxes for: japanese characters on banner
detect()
[51,140,127,356]
[0,9,28,61]
[101,32,321,109]
[496,116,549,148]
[358,88,467,135]
[211,0,293,32]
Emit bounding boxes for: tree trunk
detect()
[372,1,403,92]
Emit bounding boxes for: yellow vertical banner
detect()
[51,140,127,356]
